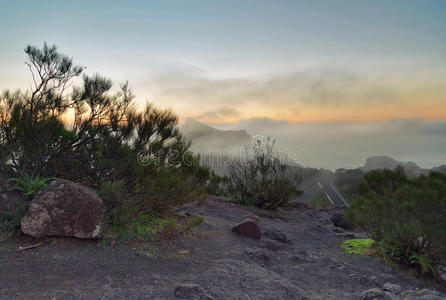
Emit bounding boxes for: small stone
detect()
[292,255,307,263]
[331,213,352,229]
[349,274,373,286]
[336,232,355,239]
[400,289,444,300]
[333,227,345,233]
[263,240,282,251]
[232,218,261,240]
[382,283,402,295]
[245,248,271,264]
[174,284,203,299]
[435,264,446,282]
[360,288,386,300]
[264,228,290,243]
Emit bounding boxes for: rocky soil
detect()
[1,196,445,299]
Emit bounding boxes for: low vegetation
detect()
[346,167,446,278]
[10,173,53,197]
[310,195,332,209]
[342,238,375,255]
[0,43,211,238]
[334,168,364,203]
[224,137,302,210]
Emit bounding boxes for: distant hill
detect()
[359,155,431,177]
[362,156,419,171]
[181,118,252,151]
[432,165,446,175]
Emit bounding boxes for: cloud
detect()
[221,117,446,170]
[382,118,446,136]
[142,66,446,122]
[193,106,240,122]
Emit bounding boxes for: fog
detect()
[209,118,446,170]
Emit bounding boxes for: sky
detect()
[1,0,445,123]
[1,0,445,168]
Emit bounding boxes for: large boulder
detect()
[21,179,105,239]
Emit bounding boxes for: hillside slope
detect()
[1,197,444,299]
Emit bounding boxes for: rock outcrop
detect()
[21,179,105,239]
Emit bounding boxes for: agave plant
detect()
[9,173,54,196]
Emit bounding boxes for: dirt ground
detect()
[1,196,445,299]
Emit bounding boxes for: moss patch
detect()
[343,238,375,255]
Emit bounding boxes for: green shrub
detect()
[99,180,125,224]
[0,205,26,240]
[0,173,50,239]
[310,195,332,209]
[346,168,446,277]
[110,213,179,240]
[183,215,204,233]
[231,194,253,206]
[205,171,230,196]
[225,137,302,210]
[409,253,437,276]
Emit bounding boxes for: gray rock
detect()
[360,288,386,299]
[336,232,355,239]
[384,292,402,300]
[21,179,105,239]
[383,283,402,295]
[291,254,313,264]
[262,240,282,251]
[331,213,352,229]
[400,289,445,300]
[264,228,290,243]
[435,264,446,282]
[174,283,203,299]
[245,248,271,264]
[333,227,345,233]
[349,274,374,286]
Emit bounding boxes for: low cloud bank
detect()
[212,118,446,170]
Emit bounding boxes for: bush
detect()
[346,167,446,277]
[334,168,364,202]
[0,205,26,240]
[183,215,204,233]
[225,137,302,210]
[0,174,38,239]
[0,43,211,229]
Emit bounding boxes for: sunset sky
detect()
[1,0,445,123]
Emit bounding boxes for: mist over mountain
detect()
[209,117,446,170]
[181,117,251,152]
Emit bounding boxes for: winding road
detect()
[317,177,350,207]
